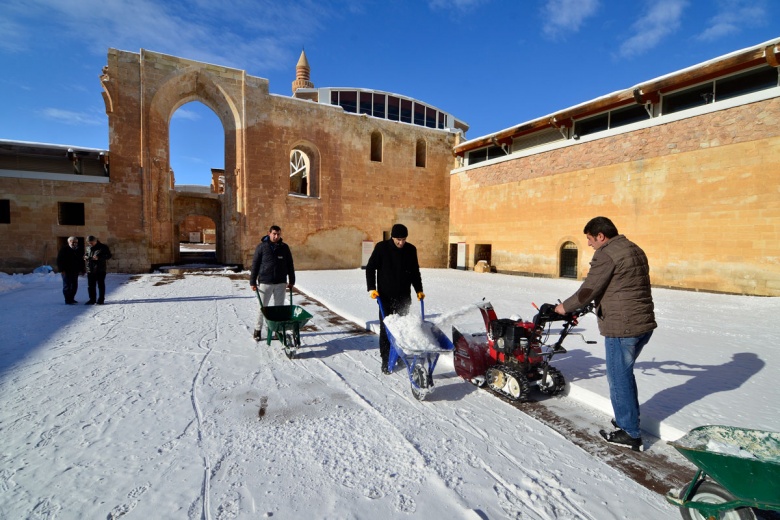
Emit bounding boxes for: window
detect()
[0,199,9,224]
[663,83,714,114]
[339,91,357,113]
[400,99,412,124]
[574,113,608,138]
[415,139,426,168]
[560,242,578,278]
[425,107,436,129]
[716,66,779,101]
[58,202,85,226]
[371,132,383,162]
[372,94,386,118]
[290,150,309,195]
[467,145,505,165]
[359,92,372,115]
[387,96,400,121]
[413,103,425,126]
[609,105,650,129]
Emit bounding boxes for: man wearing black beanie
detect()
[365,223,425,374]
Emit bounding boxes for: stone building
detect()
[0,49,466,273]
[450,38,780,296]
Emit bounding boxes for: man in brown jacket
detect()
[555,216,656,451]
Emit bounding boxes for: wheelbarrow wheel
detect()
[410,362,430,401]
[678,480,756,520]
[283,330,299,360]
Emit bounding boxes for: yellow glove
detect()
[369,290,379,299]
[417,292,425,301]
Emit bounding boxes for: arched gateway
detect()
[100,48,463,272]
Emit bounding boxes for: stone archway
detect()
[173,192,223,264]
[105,49,247,269]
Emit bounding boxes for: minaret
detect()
[291,49,314,93]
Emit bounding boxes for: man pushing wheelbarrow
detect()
[250,224,296,342]
[365,223,425,375]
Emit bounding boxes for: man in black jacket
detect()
[365,224,425,374]
[84,235,113,305]
[250,225,296,341]
[56,236,84,305]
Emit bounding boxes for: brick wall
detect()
[449,98,780,296]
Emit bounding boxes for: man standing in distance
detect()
[365,224,425,374]
[57,236,84,305]
[250,225,295,341]
[84,235,112,305]
[555,216,656,452]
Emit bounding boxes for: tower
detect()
[291,49,314,93]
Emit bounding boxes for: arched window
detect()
[415,139,426,168]
[371,131,382,162]
[559,241,578,278]
[290,149,309,195]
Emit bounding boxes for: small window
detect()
[663,83,714,114]
[574,113,608,138]
[467,145,504,165]
[339,91,357,113]
[290,150,309,195]
[400,99,413,124]
[716,66,779,101]
[0,199,9,224]
[415,139,426,168]
[371,132,383,162]
[560,241,578,278]
[413,103,425,126]
[387,96,400,121]
[372,94,386,118]
[425,107,436,128]
[359,92,372,115]
[610,105,650,129]
[58,202,85,226]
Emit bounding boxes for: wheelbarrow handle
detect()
[376,296,425,321]
[254,285,294,308]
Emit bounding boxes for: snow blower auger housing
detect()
[453,301,595,401]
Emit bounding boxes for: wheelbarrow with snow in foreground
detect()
[378,298,454,401]
[665,425,780,520]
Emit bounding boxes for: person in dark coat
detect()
[84,235,112,305]
[365,224,425,374]
[56,236,84,304]
[555,216,656,452]
[249,225,296,341]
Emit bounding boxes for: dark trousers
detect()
[88,271,107,303]
[378,295,411,367]
[61,272,79,303]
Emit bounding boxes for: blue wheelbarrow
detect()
[377,298,454,400]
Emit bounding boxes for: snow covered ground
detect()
[0,268,777,519]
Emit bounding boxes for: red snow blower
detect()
[453,301,595,401]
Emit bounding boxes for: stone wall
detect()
[449,97,780,296]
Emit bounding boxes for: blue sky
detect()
[1,0,777,186]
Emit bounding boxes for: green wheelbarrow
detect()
[665,425,780,520]
[255,287,313,359]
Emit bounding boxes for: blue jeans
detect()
[605,331,653,439]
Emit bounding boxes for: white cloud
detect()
[618,0,688,58]
[541,0,600,39]
[172,108,201,122]
[695,0,767,42]
[16,0,334,73]
[38,108,105,126]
